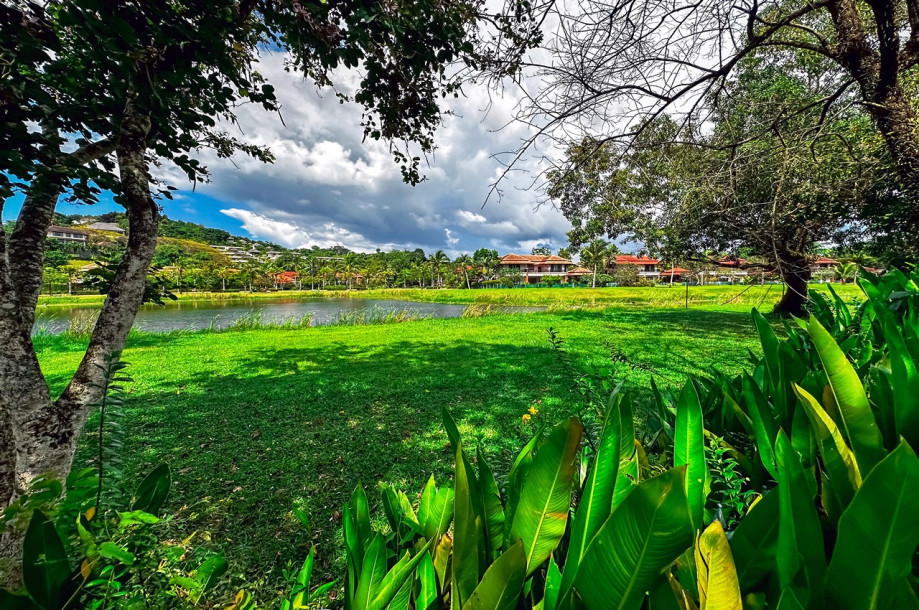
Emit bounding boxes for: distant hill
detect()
[52,212,273,248]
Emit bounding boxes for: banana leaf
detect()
[674,380,706,531]
[694,521,742,610]
[462,541,527,610]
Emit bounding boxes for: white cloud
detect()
[159,53,573,254]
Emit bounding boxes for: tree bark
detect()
[773,257,812,317]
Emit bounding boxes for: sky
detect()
[4,53,574,258]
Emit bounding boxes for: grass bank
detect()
[38,283,863,310]
[37,306,762,597]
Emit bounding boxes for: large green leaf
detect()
[353,534,388,610]
[462,541,527,610]
[453,441,485,609]
[729,490,779,590]
[806,316,885,473]
[476,446,506,559]
[510,418,583,576]
[794,383,860,507]
[612,394,638,510]
[559,392,623,603]
[826,440,919,609]
[674,380,706,530]
[775,432,825,606]
[573,467,694,610]
[415,551,439,610]
[742,374,778,479]
[131,463,171,514]
[22,510,71,610]
[371,538,435,610]
[418,475,454,541]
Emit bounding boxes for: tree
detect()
[547,56,880,315]
[531,244,552,256]
[0,0,540,521]
[521,0,919,253]
[430,250,450,287]
[455,254,474,289]
[579,240,615,288]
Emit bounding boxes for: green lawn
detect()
[36,306,764,597]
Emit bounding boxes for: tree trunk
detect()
[773,257,812,317]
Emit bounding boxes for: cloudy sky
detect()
[8,53,574,257]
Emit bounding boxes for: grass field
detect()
[36,305,766,597]
[37,283,863,310]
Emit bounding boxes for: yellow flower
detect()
[521,414,532,423]
[528,406,539,415]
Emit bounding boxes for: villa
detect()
[613,255,660,279]
[46,226,89,244]
[499,254,591,284]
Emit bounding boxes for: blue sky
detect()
[7,54,573,256]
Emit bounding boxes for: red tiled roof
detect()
[718,258,748,267]
[567,266,592,275]
[274,271,300,284]
[615,255,659,265]
[814,257,838,264]
[660,267,689,275]
[500,254,573,265]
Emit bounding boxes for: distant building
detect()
[659,267,689,282]
[210,244,283,264]
[812,257,838,270]
[47,226,88,243]
[613,255,660,278]
[498,254,587,283]
[85,222,126,234]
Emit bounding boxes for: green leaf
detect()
[612,394,638,511]
[195,553,228,595]
[826,440,919,609]
[730,490,779,590]
[353,534,387,610]
[371,538,435,610]
[775,432,825,605]
[418,475,454,541]
[510,418,583,576]
[22,510,71,610]
[290,547,315,608]
[674,380,706,530]
[806,316,885,473]
[573,467,694,610]
[560,390,623,603]
[0,590,40,610]
[453,441,485,610]
[131,463,171,514]
[742,374,778,479]
[415,551,439,610]
[476,446,506,558]
[462,541,526,610]
[443,407,461,452]
[98,542,136,566]
[543,554,562,610]
[794,383,860,506]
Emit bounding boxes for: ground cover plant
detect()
[32,306,761,599]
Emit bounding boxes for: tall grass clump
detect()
[64,310,100,338]
[461,303,499,318]
[223,309,315,331]
[327,305,431,326]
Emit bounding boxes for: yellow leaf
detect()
[80,559,92,581]
[83,506,96,522]
[795,383,862,489]
[695,521,742,610]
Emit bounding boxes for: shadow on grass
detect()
[74,338,580,589]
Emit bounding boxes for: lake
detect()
[35,298,473,334]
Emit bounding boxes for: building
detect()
[85,222,126,234]
[659,267,689,282]
[812,257,838,270]
[613,255,660,279]
[47,226,89,243]
[498,254,588,284]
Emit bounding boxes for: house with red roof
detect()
[612,255,660,278]
[499,254,587,284]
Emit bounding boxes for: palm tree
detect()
[430,250,450,288]
[455,254,473,289]
[580,239,613,288]
[835,261,859,284]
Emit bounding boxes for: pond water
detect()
[34,298,474,334]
